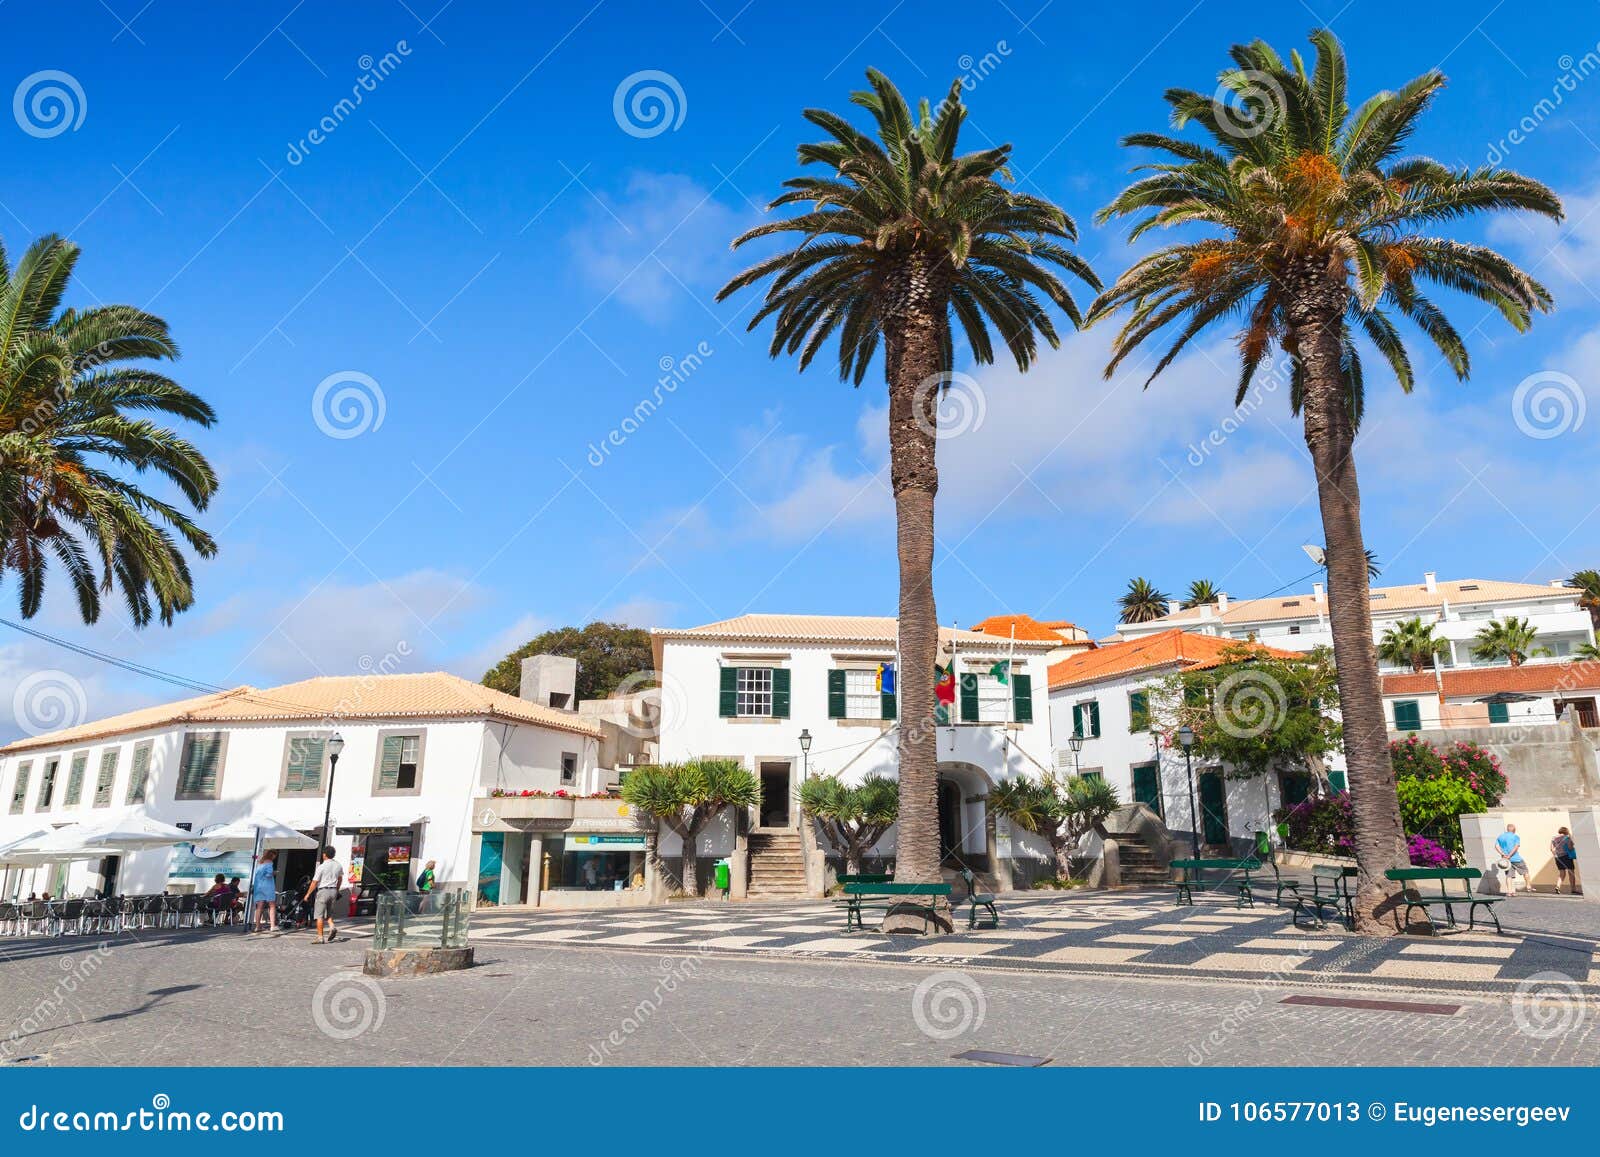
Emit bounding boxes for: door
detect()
[1198,771,1229,847]
[938,778,963,864]
[758,762,790,827]
[477,833,504,905]
[1556,697,1599,727]
[1131,763,1162,818]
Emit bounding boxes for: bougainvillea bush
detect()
[1389,735,1507,805]
[1407,834,1453,868]
[1274,792,1355,855]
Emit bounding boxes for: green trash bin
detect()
[1255,830,1271,857]
[713,859,730,894]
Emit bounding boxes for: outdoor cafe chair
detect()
[0,901,17,936]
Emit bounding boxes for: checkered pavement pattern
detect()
[456,890,1600,995]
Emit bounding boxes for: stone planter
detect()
[477,796,574,822]
[364,946,475,977]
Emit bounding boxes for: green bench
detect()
[1171,858,1262,908]
[958,869,998,930]
[840,881,952,931]
[1385,867,1505,934]
[1291,864,1358,930]
[836,873,892,887]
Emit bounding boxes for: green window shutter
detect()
[10,763,30,814]
[179,733,223,798]
[1011,673,1033,723]
[285,737,326,793]
[1087,700,1102,738]
[959,673,979,722]
[379,735,405,790]
[127,743,151,804]
[718,667,738,717]
[64,753,87,806]
[771,668,791,718]
[1327,769,1348,793]
[827,670,847,719]
[93,750,118,807]
[1488,702,1510,725]
[1071,703,1084,738]
[881,686,897,721]
[37,761,58,808]
[1128,690,1149,732]
[1393,700,1421,731]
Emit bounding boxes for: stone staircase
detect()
[746,829,808,899]
[1109,831,1171,888]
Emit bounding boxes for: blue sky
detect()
[3,0,1600,734]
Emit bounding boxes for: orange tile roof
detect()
[1048,629,1301,690]
[0,672,601,754]
[969,614,1074,643]
[1381,661,1600,698]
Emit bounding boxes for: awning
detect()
[335,814,424,834]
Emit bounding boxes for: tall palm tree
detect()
[1119,577,1170,623]
[1378,616,1447,673]
[1472,616,1547,667]
[1182,578,1220,609]
[1568,569,1600,631]
[718,70,1098,928]
[0,234,217,624]
[1091,30,1560,931]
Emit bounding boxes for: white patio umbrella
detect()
[30,811,194,853]
[190,816,316,853]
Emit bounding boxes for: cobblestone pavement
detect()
[459,889,1600,997]
[0,922,1594,1067]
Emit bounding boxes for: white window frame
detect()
[843,668,880,720]
[736,667,774,718]
[975,674,1010,723]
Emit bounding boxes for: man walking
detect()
[304,846,344,944]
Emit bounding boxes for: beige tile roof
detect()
[653,613,1057,650]
[0,672,600,754]
[1140,578,1570,628]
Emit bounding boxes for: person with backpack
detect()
[415,859,437,912]
[1552,827,1580,895]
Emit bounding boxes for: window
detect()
[92,749,118,807]
[718,666,789,719]
[1392,700,1422,732]
[1327,769,1348,793]
[975,674,1010,722]
[176,732,227,800]
[1278,770,1313,807]
[9,761,30,814]
[1080,769,1105,783]
[561,752,577,785]
[1128,690,1150,732]
[36,758,59,810]
[374,731,425,794]
[125,741,152,804]
[1071,700,1101,739]
[280,735,327,796]
[63,751,88,807]
[1287,624,1301,635]
[1488,701,1510,725]
[844,669,880,719]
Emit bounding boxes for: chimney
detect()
[1217,592,1229,612]
[1167,600,1182,616]
[520,654,578,710]
[1552,579,1568,588]
[1313,582,1325,601]
[1424,571,1437,593]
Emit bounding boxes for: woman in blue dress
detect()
[250,850,277,932]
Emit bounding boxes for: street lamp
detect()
[1067,730,1083,777]
[1176,723,1200,857]
[796,729,812,831]
[317,732,345,862]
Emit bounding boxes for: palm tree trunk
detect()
[677,819,700,897]
[882,252,952,934]
[1292,300,1407,934]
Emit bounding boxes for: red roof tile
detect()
[1048,629,1300,690]
[1381,661,1600,698]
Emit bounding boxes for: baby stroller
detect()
[275,877,314,931]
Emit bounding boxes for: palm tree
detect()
[1569,569,1600,631]
[718,70,1097,928]
[620,759,760,897]
[1378,616,1448,673]
[0,234,218,624]
[1119,577,1170,623]
[1574,642,1600,662]
[800,773,898,877]
[988,773,1121,880]
[1182,578,1221,609]
[1472,616,1548,667]
[1091,30,1559,932]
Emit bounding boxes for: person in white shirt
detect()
[303,846,344,944]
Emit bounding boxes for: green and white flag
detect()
[989,659,1009,685]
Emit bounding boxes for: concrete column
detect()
[526,834,543,908]
[1568,807,1599,903]
[465,831,484,910]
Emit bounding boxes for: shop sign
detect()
[568,833,646,849]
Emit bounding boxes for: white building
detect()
[1380,660,1600,731]
[1047,629,1323,853]
[1116,574,1595,670]
[652,613,1059,893]
[0,672,603,905]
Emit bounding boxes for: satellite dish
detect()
[1302,544,1327,567]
